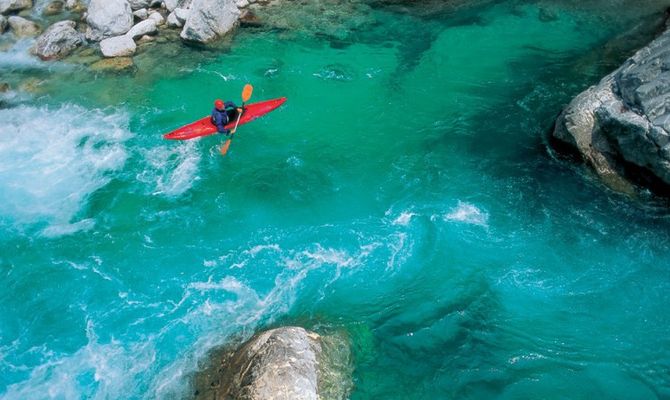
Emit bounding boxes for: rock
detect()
[173,6,188,22]
[125,18,156,38]
[99,34,136,57]
[127,0,149,10]
[235,0,248,8]
[0,15,6,33]
[7,16,40,37]
[239,9,261,27]
[136,33,154,43]
[0,0,32,15]
[0,82,9,92]
[85,0,133,41]
[194,327,353,400]
[90,56,135,72]
[166,11,181,27]
[147,10,164,25]
[65,0,85,12]
[42,0,63,15]
[553,27,670,194]
[32,20,83,60]
[132,8,148,19]
[180,0,239,43]
[164,0,190,11]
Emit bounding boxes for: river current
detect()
[1,0,670,398]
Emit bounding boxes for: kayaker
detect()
[211,99,241,135]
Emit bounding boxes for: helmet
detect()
[214,99,224,109]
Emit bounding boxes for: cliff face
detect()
[552,25,670,195]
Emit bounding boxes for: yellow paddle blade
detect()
[220,139,232,156]
[242,84,253,103]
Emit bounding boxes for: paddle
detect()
[220,84,253,156]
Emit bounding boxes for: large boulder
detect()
[85,0,133,41]
[553,28,670,195]
[180,0,239,44]
[0,0,32,15]
[194,327,352,400]
[32,20,83,60]
[99,34,136,57]
[7,16,40,37]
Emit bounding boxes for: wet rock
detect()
[173,6,188,22]
[42,0,63,16]
[235,0,248,8]
[133,8,148,19]
[90,56,135,72]
[32,20,83,60]
[239,9,261,27]
[86,0,133,41]
[126,18,156,38]
[100,34,136,56]
[8,16,40,37]
[0,0,32,15]
[193,327,352,400]
[180,0,239,43]
[0,15,6,33]
[65,0,85,13]
[553,27,670,195]
[136,33,154,43]
[0,82,9,92]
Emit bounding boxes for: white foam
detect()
[444,201,489,227]
[0,104,130,235]
[392,211,416,226]
[138,141,200,197]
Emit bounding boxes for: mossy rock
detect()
[90,57,136,73]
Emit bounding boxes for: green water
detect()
[2,1,670,398]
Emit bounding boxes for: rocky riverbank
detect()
[0,0,267,71]
[552,14,670,197]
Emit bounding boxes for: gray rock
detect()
[125,18,156,39]
[173,6,188,22]
[132,8,148,19]
[194,327,352,400]
[0,15,6,33]
[164,0,190,11]
[147,10,164,25]
[99,34,136,57]
[7,16,40,37]
[86,0,133,41]
[166,11,181,27]
[127,0,150,10]
[180,0,238,43]
[32,20,83,60]
[553,27,670,193]
[0,0,32,15]
[235,0,248,8]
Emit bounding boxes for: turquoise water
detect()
[2,1,670,398]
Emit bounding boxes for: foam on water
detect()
[443,201,489,228]
[138,141,201,197]
[0,104,130,235]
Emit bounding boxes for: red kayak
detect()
[163,97,287,140]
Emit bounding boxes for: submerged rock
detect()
[42,0,63,16]
[7,16,40,37]
[0,0,32,15]
[100,34,136,56]
[86,0,133,41]
[0,15,6,33]
[90,55,135,72]
[32,20,83,60]
[180,0,239,43]
[193,327,352,400]
[553,27,670,195]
